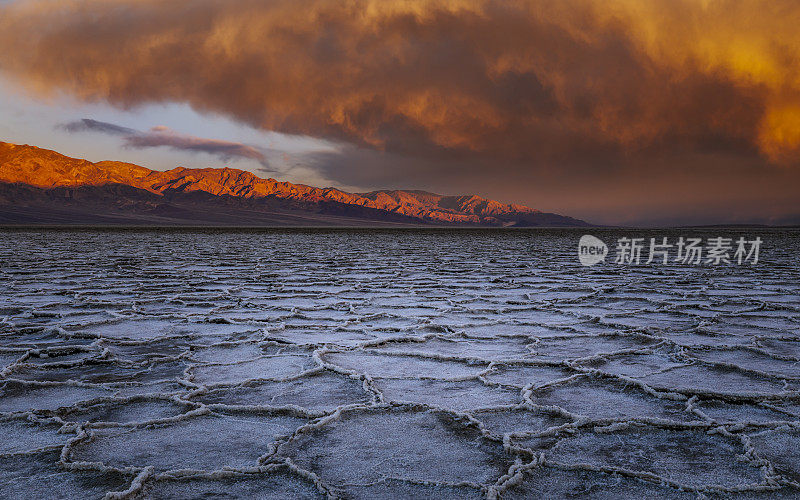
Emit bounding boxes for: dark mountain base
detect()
[0,182,589,227]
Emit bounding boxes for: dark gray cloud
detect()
[125,126,267,164]
[60,120,268,166]
[61,118,138,136]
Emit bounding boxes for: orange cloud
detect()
[0,0,798,166]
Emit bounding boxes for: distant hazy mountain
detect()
[0,141,588,226]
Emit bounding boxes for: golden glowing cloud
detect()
[0,0,799,165]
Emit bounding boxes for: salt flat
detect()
[0,228,799,498]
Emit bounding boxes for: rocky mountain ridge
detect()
[0,141,588,226]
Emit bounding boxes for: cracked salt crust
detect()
[0,229,798,498]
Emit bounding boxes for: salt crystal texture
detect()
[0,229,798,497]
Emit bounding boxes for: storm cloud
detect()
[3,0,800,223]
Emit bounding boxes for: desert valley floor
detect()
[1,228,799,499]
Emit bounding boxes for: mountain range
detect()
[0,141,588,226]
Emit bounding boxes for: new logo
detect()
[578,234,608,266]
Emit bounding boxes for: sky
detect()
[0,0,799,226]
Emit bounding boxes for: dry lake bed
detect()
[1,228,799,499]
